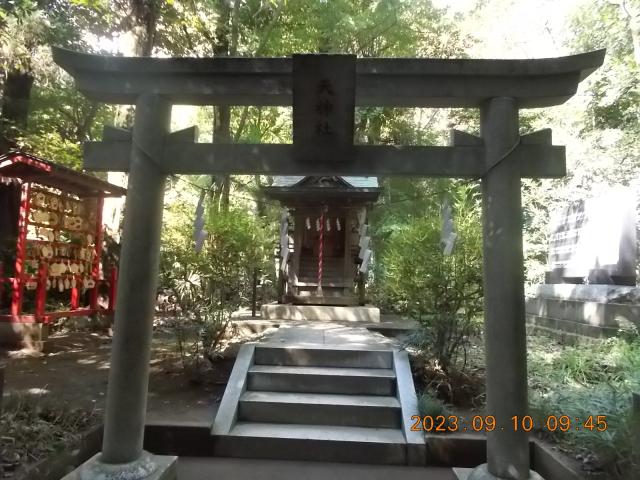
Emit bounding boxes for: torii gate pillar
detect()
[66,94,177,479]
[468,97,543,480]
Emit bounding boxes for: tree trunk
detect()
[612,0,640,64]
[105,0,160,236]
[210,0,234,212]
[628,6,640,64]
[131,0,158,57]
[0,70,34,152]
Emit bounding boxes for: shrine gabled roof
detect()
[272,176,378,189]
[0,151,127,197]
[264,175,380,203]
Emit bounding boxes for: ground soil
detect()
[1,328,233,424]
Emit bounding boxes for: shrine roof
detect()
[272,176,378,189]
[264,175,380,204]
[0,152,127,197]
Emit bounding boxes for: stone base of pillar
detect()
[61,451,177,480]
[454,464,545,480]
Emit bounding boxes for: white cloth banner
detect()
[359,249,372,273]
[443,232,457,256]
[280,249,289,272]
[358,236,370,258]
[280,233,289,253]
[357,207,367,227]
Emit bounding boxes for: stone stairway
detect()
[212,343,425,465]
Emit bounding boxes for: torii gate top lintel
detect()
[52,47,604,179]
[53,47,605,108]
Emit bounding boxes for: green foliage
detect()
[529,336,640,478]
[160,194,274,312]
[379,181,483,371]
[240,0,469,58]
[417,391,449,418]
[160,187,276,375]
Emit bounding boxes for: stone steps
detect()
[238,391,401,428]
[211,344,425,465]
[247,364,396,395]
[288,294,360,306]
[254,345,394,368]
[214,423,407,465]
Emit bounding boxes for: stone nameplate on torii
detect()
[292,54,356,164]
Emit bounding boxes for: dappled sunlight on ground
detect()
[2,327,229,424]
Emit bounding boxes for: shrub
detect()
[381,184,483,373]
[160,202,274,378]
[418,391,450,418]
[528,336,640,478]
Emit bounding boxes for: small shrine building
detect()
[264,175,379,306]
[0,151,125,349]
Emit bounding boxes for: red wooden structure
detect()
[0,152,125,324]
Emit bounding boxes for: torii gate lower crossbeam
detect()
[54,49,604,480]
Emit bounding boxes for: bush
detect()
[417,391,450,418]
[529,336,640,478]
[160,202,275,378]
[381,184,483,373]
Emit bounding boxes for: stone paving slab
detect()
[177,457,457,480]
[257,323,403,349]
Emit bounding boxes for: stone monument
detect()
[527,186,640,338]
[546,186,637,285]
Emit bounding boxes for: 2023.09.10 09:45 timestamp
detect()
[410,415,608,433]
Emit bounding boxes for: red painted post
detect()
[108,266,118,312]
[12,183,31,316]
[70,282,79,310]
[35,262,48,320]
[89,196,104,311]
[0,262,4,305]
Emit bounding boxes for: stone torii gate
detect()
[53,48,604,480]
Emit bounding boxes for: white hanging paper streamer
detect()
[358,223,368,236]
[280,249,289,272]
[358,236,370,259]
[441,199,457,256]
[326,219,331,232]
[443,232,457,256]
[357,207,367,227]
[280,211,289,254]
[305,217,311,230]
[359,249,372,273]
[280,211,288,236]
[315,218,321,232]
[336,218,341,231]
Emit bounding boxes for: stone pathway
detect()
[178,457,457,480]
[258,323,404,348]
